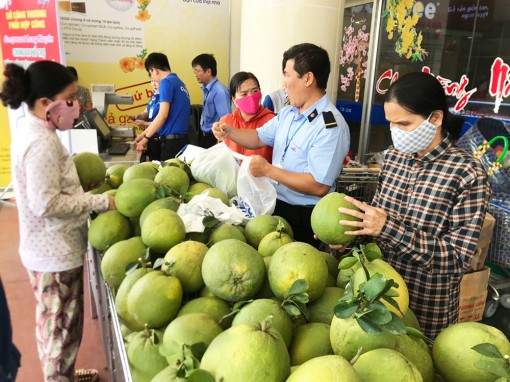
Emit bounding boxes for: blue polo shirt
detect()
[147,93,160,122]
[200,77,231,133]
[257,94,350,206]
[158,73,191,136]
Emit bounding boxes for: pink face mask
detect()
[236,92,262,114]
[46,100,80,131]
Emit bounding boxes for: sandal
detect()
[75,368,99,382]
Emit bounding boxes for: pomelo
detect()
[311,192,361,245]
[308,287,344,324]
[154,165,190,195]
[141,209,186,254]
[162,240,208,293]
[268,242,328,302]
[353,348,423,381]
[200,318,291,381]
[201,239,265,302]
[254,256,274,299]
[177,296,233,330]
[272,215,294,239]
[352,258,409,316]
[126,328,167,380]
[100,236,146,290]
[164,158,192,177]
[139,196,180,228]
[88,210,131,252]
[395,334,434,382]
[244,215,280,248]
[86,182,112,195]
[289,322,333,366]
[127,270,183,328]
[287,355,361,382]
[432,322,510,382]
[103,189,117,197]
[115,178,158,218]
[123,162,157,182]
[322,251,340,278]
[200,187,230,206]
[330,315,397,361]
[258,230,293,257]
[232,298,293,348]
[106,163,128,188]
[403,308,422,331]
[186,181,212,199]
[208,223,246,246]
[161,313,223,363]
[73,152,106,188]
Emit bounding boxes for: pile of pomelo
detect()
[79,154,510,382]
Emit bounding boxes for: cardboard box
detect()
[467,213,496,272]
[458,266,490,322]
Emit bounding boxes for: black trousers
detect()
[273,199,320,249]
[160,136,189,161]
[198,131,217,149]
[140,136,161,162]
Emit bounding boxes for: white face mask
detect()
[390,114,437,154]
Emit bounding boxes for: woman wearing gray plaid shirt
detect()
[334,72,491,338]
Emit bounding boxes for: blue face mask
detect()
[390,114,437,154]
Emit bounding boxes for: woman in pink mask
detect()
[219,72,275,162]
[0,61,115,382]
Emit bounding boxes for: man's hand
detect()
[136,138,148,152]
[212,121,230,142]
[249,155,271,177]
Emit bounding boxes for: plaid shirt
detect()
[373,135,490,338]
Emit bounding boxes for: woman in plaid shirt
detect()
[336,72,491,338]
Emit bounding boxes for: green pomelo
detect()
[395,334,434,382]
[120,323,134,341]
[164,158,192,178]
[321,251,340,278]
[330,315,397,361]
[73,152,106,188]
[151,365,181,382]
[141,209,186,254]
[115,267,153,331]
[432,322,510,382]
[308,287,344,324]
[202,239,265,302]
[311,192,361,245]
[353,348,423,382]
[177,296,233,330]
[186,181,213,201]
[289,322,333,366]
[258,231,293,257]
[126,328,167,379]
[139,196,180,228]
[103,189,117,196]
[154,165,190,195]
[100,236,147,290]
[268,242,329,302]
[200,319,291,382]
[86,182,112,195]
[127,271,183,328]
[208,223,246,246]
[403,308,422,331]
[200,187,230,206]
[272,215,294,239]
[287,355,361,382]
[254,256,274,299]
[161,313,223,363]
[326,273,337,287]
[199,285,215,298]
[243,215,279,248]
[352,258,409,317]
[162,240,208,293]
[232,298,293,348]
[123,162,157,182]
[88,210,131,252]
[115,178,158,218]
[106,163,129,188]
[337,265,358,289]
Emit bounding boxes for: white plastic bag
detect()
[236,155,277,217]
[189,142,239,198]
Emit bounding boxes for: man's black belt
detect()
[161,134,187,140]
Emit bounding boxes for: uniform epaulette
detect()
[322,111,337,128]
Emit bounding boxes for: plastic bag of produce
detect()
[189,142,239,198]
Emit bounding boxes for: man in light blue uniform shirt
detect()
[192,53,231,148]
[213,43,350,247]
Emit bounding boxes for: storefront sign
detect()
[489,57,510,114]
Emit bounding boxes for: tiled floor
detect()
[0,201,109,382]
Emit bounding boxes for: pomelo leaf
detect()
[363,302,392,325]
[295,302,310,321]
[379,313,406,335]
[363,242,382,261]
[357,315,382,334]
[362,273,387,300]
[339,256,358,270]
[288,279,309,296]
[156,185,166,199]
[406,326,428,341]
[334,301,359,319]
[153,257,165,269]
[472,343,504,359]
[474,360,510,378]
[283,303,301,317]
[291,292,309,304]
[187,369,215,382]
[203,215,219,228]
[381,294,403,314]
[158,340,180,357]
[125,261,139,275]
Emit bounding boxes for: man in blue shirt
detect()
[213,43,350,247]
[136,52,191,160]
[192,54,231,148]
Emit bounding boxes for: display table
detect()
[86,244,132,382]
[99,140,141,167]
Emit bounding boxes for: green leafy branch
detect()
[281,279,310,321]
[125,248,153,275]
[472,343,510,380]
[137,48,147,60]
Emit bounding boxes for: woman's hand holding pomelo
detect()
[337,195,387,237]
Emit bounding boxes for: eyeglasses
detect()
[193,68,204,75]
